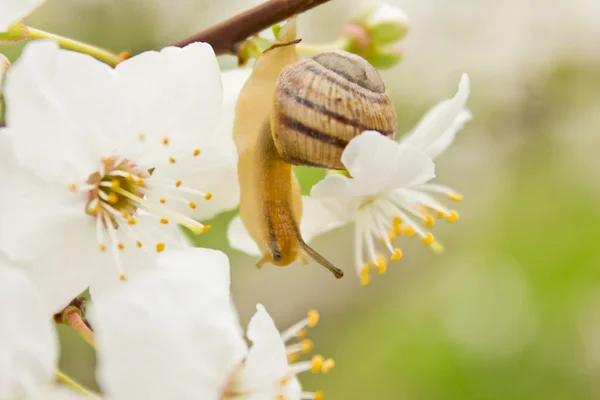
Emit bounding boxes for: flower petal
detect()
[229,304,288,395]
[0,263,57,399]
[227,215,261,256]
[91,248,246,400]
[4,40,128,183]
[115,42,223,160]
[0,0,45,31]
[400,73,471,159]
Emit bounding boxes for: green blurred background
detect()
[3,0,600,398]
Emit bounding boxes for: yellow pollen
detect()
[128,217,136,225]
[160,218,169,224]
[448,192,463,202]
[189,201,197,209]
[138,132,145,141]
[107,193,118,204]
[135,178,144,186]
[287,353,299,363]
[117,243,124,250]
[202,225,212,233]
[307,310,320,327]
[322,358,335,374]
[423,214,435,227]
[360,264,370,286]
[99,244,106,252]
[393,216,402,225]
[311,355,325,373]
[431,241,445,255]
[193,149,201,157]
[421,232,435,246]
[377,261,387,275]
[387,230,396,242]
[136,241,143,248]
[204,192,213,200]
[159,198,166,204]
[391,248,403,260]
[404,226,416,237]
[162,137,169,145]
[175,180,182,187]
[68,184,77,192]
[301,339,314,353]
[90,205,100,215]
[119,274,127,281]
[314,391,324,400]
[296,328,308,339]
[122,211,130,218]
[156,243,165,253]
[126,174,133,182]
[111,179,120,188]
[436,210,446,218]
[169,156,176,164]
[445,210,459,223]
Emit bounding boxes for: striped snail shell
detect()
[271,50,398,170]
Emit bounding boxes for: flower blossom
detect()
[0,261,85,399]
[0,0,45,32]
[90,248,333,400]
[0,40,239,311]
[309,73,471,284]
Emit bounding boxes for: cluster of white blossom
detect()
[0,0,471,399]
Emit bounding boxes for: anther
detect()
[119,274,127,281]
[160,218,169,225]
[360,264,370,286]
[117,243,124,250]
[189,201,197,209]
[138,132,145,141]
[301,339,313,353]
[311,355,325,373]
[122,211,130,218]
[314,391,324,400]
[169,157,176,164]
[296,328,308,339]
[436,210,446,218]
[69,184,77,192]
[204,192,213,200]
[162,137,169,145]
[391,248,403,260]
[156,243,165,253]
[421,232,434,246]
[175,180,182,187]
[135,178,144,186]
[448,192,463,202]
[159,198,166,204]
[193,149,201,157]
[99,244,106,252]
[404,226,416,237]
[445,210,459,223]
[321,358,335,374]
[136,241,143,248]
[108,193,118,204]
[111,179,120,188]
[202,225,211,233]
[423,214,435,227]
[307,310,320,328]
[128,217,136,225]
[288,353,300,363]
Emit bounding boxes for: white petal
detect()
[115,42,223,158]
[281,377,302,400]
[0,263,58,399]
[29,386,89,400]
[367,2,410,26]
[299,196,351,241]
[391,144,436,189]
[4,40,128,183]
[91,248,246,400]
[400,73,471,160]
[227,215,261,256]
[0,0,45,31]
[213,68,252,144]
[231,305,288,394]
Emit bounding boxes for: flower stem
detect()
[56,369,101,399]
[26,26,122,67]
[296,38,351,54]
[64,310,95,347]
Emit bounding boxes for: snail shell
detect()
[271,50,397,170]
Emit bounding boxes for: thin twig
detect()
[170,0,332,54]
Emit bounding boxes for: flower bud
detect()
[365,2,410,45]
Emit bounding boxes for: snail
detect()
[250,50,397,278]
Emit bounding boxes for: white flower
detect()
[0,261,85,399]
[0,40,239,311]
[0,0,45,32]
[310,74,471,284]
[90,248,332,400]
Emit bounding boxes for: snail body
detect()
[251,50,397,278]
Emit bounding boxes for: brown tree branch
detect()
[170,0,332,54]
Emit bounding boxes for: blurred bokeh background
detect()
[3,0,600,398]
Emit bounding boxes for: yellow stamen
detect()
[169,157,176,164]
[204,192,213,200]
[107,193,118,204]
[99,244,106,252]
[138,132,145,141]
[436,210,446,218]
[111,179,120,188]
[360,264,370,286]
[122,211,130,218]
[301,339,313,353]
[445,210,459,223]
[314,391,324,400]
[404,226,416,237]
[296,327,308,339]
[159,198,166,204]
[189,201,197,209]
[423,214,435,227]
[202,225,212,233]
[421,232,434,246]
[193,149,201,157]
[393,216,402,225]
[119,274,127,281]
[156,243,165,253]
[135,178,144,186]
[287,353,299,363]
[160,218,169,225]
[127,217,136,225]
[322,358,335,374]
[448,192,463,202]
[391,248,403,260]
[162,137,169,145]
[117,243,124,250]
[136,241,143,248]
[175,180,182,187]
[307,310,320,327]
[68,184,77,192]
[311,355,325,373]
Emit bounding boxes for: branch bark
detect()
[170,0,332,54]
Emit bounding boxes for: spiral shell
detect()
[271,50,397,170]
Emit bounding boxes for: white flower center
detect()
[68,152,211,280]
